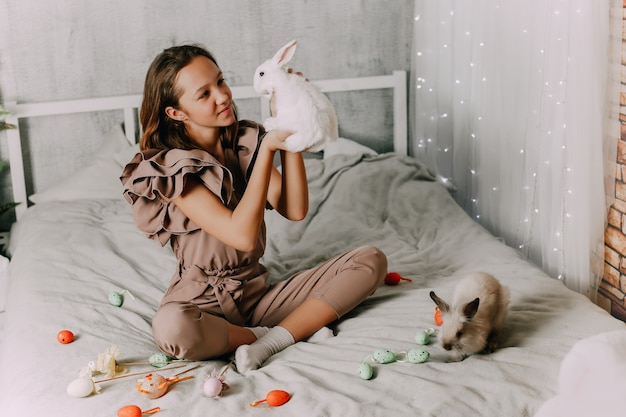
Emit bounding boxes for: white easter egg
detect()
[67,377,96,397]
[137,373,168,399]
[203,377,223,397]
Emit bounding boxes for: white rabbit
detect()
[253,39,338,153]
[429,272,510,362]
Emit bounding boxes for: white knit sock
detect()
[247,326,270,340]
[235,326,295,373]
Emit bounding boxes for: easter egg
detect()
[117,405,142,417]
[66,377,96,397]
[357,362,374,380]
[57,329,74,344]
[415,330,431,345]
[373,349,396,364]
[136,373,168,399]
[203,377,223,397]
[407,348,430,364]
[250,390,291,407]
[108,291,124,307]
[149,352,172,368]
[265,390,291,406]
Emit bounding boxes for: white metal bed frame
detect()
[3,71,407,220]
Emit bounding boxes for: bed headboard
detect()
[3,71,407,220]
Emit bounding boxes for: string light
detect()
[411,2,604,289]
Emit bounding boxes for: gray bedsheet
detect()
[0,153,623,416]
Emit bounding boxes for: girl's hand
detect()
[261,129,293,153]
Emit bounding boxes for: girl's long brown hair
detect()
[139,44,239,151]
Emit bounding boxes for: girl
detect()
[121,44,387,373]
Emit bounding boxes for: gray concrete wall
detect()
[0,0,414,229]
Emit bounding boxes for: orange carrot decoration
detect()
[434,306,443,326]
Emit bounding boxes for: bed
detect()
[0,71,624,417]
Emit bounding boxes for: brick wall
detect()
[599,1,626,321]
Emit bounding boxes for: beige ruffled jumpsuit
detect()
[121,121,387,360]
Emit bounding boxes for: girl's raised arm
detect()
[267,150,308,221]
[170,129,292,251]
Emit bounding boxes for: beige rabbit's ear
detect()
[429,291,450,313]
[272,40,298,66]
[462,297,480,320]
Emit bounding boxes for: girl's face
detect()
[167,55,235,144]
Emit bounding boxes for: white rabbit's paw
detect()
[263,117,279,131]
[305,141,326,153]
[285,133,312,153]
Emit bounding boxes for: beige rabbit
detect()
[429,272,510,362]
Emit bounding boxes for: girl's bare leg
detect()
[227,325,257,352]
[278,298,338,341]
[234,298,337,372]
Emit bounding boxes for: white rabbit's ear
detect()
[272,39,298,66]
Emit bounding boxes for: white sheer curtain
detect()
[410,0,621,299]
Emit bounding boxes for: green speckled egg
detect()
[358,362,374,380]
[108,291,123,307]
[407,348,430,364]
[415,330,431,345]
[149,352,173,368]
[373,349,396,364]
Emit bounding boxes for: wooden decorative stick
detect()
[94,364,187,383]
